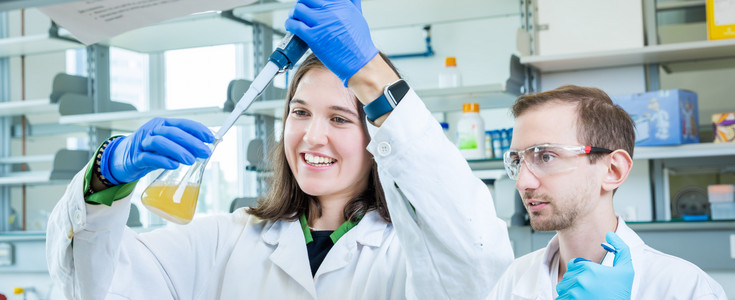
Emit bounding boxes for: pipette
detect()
[169,33,309,207]
[215,32,309,140]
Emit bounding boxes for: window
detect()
[164,45,236,110]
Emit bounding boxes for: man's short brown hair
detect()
[511,85,635,162]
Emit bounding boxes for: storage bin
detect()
[708,184,735,203]
[711,202,735,220]
[611,89,699,146]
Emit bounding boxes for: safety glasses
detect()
[503,144,613,180]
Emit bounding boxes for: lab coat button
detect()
[377,142,391,156]
[73,209,83,225]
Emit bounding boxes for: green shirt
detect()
[299,214,361,244]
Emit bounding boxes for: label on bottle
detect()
[458,124,479,150]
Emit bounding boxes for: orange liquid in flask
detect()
[142,183,201,224]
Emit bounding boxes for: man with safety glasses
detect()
[488,85,726,299]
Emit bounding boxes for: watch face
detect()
[388,79,410,105]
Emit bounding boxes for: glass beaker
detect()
[141,139,220,224]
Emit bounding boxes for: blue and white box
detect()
[612,89,699,146]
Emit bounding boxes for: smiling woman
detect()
[249,53,391,232]
[46,1,514,297]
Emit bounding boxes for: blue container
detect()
[491,130,503,158]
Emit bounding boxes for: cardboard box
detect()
[713,112,735,143]
[707,0,735,40]
[612,89,699,146]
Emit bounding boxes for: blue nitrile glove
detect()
[285,0,378,86]
[100,118,215,184]
[556,232,634,300]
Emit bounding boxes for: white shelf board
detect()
[0,34,82,58]
[0,155,55,164]
[0,171,52,186]
[0,0,79,11]
[521,39,735,72]
[103,12,254,53]
[58,106,230,131]
[0,99,58,116]
[57,85,516,131]
[634,142,735,160]
[417,84,518,112]
[56,102,284,131]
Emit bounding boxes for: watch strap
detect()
[363,79,409,122]
[364,92,394,122]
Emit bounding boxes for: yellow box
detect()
[707,0,735,40]
[713,112,735,142]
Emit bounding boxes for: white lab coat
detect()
[488,217,727,300]
[47,90,514,300]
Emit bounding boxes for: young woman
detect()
[47,4,513,299]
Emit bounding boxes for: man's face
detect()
[510,101,606,231]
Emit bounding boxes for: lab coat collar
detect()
[314,211,388,278]
[266,218,316,298]
[260,210,387,247]
[613,218,645,250]
[511,234,559,300]
[510,216,642,300]
[261,211,389,285]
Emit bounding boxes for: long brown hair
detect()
[248,53,395,224]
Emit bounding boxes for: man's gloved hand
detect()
[100,118,215,185]
[556,232,634,300]
[285,0,378,86]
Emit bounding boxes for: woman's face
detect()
[284,67,372,202]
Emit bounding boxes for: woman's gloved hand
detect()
[556,232,634,300]
[285,0,378,86]
[100,118,215,185]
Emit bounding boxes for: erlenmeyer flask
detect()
[141,139,220,224]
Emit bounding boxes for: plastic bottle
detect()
[492,130,503,158]
[500,129,511,155]
[438,56,461,88]
[485,130,494,159]
[456,103,485,160]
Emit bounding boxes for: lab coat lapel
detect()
[267,219,317,298]
[314,211,387,278]
[512,235,560,300]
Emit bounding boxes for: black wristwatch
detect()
[363,79,410,122]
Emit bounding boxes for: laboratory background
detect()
[1,0,735,298]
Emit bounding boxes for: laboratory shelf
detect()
[520,38,735,72]
[467,158,505,171]
[633,142,735,160]
[627,220,735,231]
[656,0,704,11]
[0,155,55,165]
[417,84,519,112]
[465,143,735,172]
[0,171,54,186]
[0,99,58,118]
[58,106,227,131]
[56,102,284,131]
[104,11,254,53]
[0,34,82,58]
[0,0,77,11]
[57,84,519,131]
[0,232,46,242]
